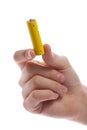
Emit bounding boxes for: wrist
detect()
[72,85,87,125]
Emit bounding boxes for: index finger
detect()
[13,49,36,69]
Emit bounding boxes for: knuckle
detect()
[62,55,68,61]
[23,100,42,114]
[31,90,38,100]
[13,51,18,61]
[31,75,41,87]
[23,100,31,112]
[18,79,24,87]
[23,101,27,110]
[62,56,70,66]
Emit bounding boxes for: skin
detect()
[14,44,87,125]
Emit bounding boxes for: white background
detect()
[0,0,87,129]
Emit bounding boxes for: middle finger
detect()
[19,62,65,87]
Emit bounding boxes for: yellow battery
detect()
[26,19,44,55]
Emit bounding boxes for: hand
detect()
[14,44,87,125]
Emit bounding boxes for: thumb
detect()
[42,44,71,70]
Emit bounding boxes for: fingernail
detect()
[57,74,65,83]
[26,50,33,60]
[54,93,59,98]
[59,86,68,94]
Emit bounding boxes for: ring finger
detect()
[22,75,68,99]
